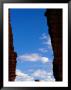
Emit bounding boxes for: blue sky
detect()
[10,9,55,81]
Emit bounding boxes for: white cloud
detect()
[43,36,51,46]
[40,33,48,40]
[16,69,25,77]
[17,53,40,61]
[15,69,34,81]
[15,69,55,81]
[38,48,48,53]
[32,69,55,81]
[17,53,49,63]
[41,57,48,63]
[40,33,52,46]
[32,69,48,78]
[45,76,55,81]
[47,37,51,45]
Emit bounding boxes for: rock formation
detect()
[45,9,62,81]
[9,12,17,81]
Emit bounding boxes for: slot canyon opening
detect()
[9,9,62,81]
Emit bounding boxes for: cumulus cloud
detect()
[17,53,40,61]
[15,69,55,81]
[44,76,55,81]
[32,69,55,81]
[17,53,49,63]
[15,69,34,81]
[32,69,48,78]
[41,57,48,63]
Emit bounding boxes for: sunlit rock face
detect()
[45,9,62,81]
[9,13,17,81]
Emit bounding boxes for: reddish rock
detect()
[45,9,62,81]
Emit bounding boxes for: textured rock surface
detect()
[9,14,17,81]
[45,9,62,81]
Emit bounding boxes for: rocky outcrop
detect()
[9,13,17,81]
[45,9,62,81]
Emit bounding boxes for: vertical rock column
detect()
[45,9,62,81]
[9,12,17,81]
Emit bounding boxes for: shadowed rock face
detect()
[45,9,62,81]
[9,14,17,81]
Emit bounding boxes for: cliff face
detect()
[45,9,62,81]
[9,15,17,81]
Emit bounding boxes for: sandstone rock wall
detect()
[45,9,62,81]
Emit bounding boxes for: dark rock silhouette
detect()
[9,12,17,81]
[45,9,62,81]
